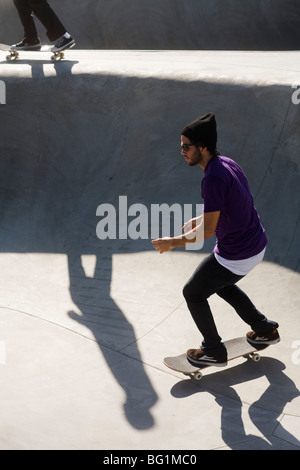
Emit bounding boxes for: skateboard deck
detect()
[163,336,269,381]
[0,42,75,61]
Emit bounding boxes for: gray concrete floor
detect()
[0,50,299,450]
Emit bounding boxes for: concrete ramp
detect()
[1,0,300,50]
[0,50,300,449]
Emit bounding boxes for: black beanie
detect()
[181,113,217,148]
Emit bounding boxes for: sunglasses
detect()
[181,143,195,152]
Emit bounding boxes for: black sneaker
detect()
[11,37,41,51]
[246,329,280,346]
[186,348,228,367]
[51,35,75,52]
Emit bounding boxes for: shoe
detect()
[186,348,228,367]
[51,35,75,52]
[11,37,41,51]
[246,329,280,346]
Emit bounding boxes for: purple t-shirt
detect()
[201,156,267,260]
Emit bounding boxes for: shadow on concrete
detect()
[67,252,158,430]
[171,358,300,449]
[0,57,79,78]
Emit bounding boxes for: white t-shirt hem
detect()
[214,248,266,276]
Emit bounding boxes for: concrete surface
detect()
[0,49,300,450]
[1,0,300,51]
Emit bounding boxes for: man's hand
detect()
[152,212,220,254]
[182,215,203,233]
[152,237,175,254]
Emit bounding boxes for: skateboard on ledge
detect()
[0,42,75,61]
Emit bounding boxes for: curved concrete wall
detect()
[1,0,300,50]
[0,51,299,274]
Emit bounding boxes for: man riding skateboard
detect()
[152,112,280,367]
[11,0,75,53]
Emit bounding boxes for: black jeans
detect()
[13,0,66,42]
[183,253,278,359]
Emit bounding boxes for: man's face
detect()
[181,135,203,167]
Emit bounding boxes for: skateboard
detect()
[0,42,75,61]
[163,336,269,381]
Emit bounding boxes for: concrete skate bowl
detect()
[0,68,299,269]
[0,62,300,348]
[1,0,300,50]
[0,52,300,449]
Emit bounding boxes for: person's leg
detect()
[183,253,244,360]
[13,0,39,42]
[28,0,66,42]
[217,284,278,333]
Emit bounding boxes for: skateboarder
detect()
[11,0,75,52]
[152,113,280,367]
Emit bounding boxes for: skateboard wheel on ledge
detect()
[7,52,17,61]
[51,52,64,61]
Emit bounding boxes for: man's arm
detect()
[203,210,220,239]
[152,211,220,253]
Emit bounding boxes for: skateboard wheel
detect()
[51,52,63,61]
[191,372,203,381]
[250,353,260,362]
